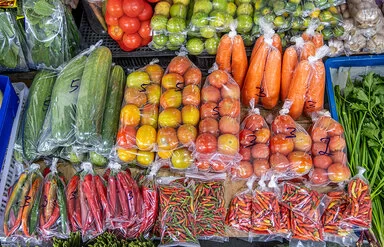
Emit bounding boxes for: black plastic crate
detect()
[79,15,177,69]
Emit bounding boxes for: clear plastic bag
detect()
[0,11,29,72]
[225,176,255,233]
[343,169,372,229]
[37,43,102,156]
[252,3,293,33]
[187,173,227,242]
[105,163,143,238]
[2,164,43,241]
[82,0,107,35]
[195,68,241,172]
[308,111,351,185]
[242,19,282,110]
[23,0,70,69]
[38,159,70,239]
[115,62,164,167]
[157,54,202,170]
[157,176,199,247]
[301,21,325,48]
[232,99,271,179]
[149,31,188,51]
[290,211,324,242]
[270,106,313,178]
[185,35,221,55]
[278,203,292,238]
[249,176,282,240]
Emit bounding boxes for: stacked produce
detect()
[116,63,163,167]
[150,0,189,51]
[104,0,153,51]
[156,55,201,170]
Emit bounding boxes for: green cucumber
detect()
[50,54,87,145]
[98,65,125,155]
[22,70,56,161]
[76,46,112,146]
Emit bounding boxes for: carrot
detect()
[242,42,269,106]
[281,46,298,101]
[272,34,282,54]
[261,48,282,109]
[312,33,324,49]
[216,34,232,72]
[286,60,311,120]
[304,60,325,115]
[302,32,311,42]
[300,41,316,61]
[250,35,264,61]
[231,35,248,89]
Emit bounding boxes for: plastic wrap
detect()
[150,31,188,51]
[187,173,227,242]
[37,43,102,155]
[15,70,56,163]
[0,11,29,72]
[269,106,313,178]
[194,68,241,172]
[105,163,143,238]
[301,21,325,48]
[185,35,221,55]
[2,164,43,241]
[252,1,293,34]
[23,0,74,69]
[38,159,70,239]
[225,176,255,233]
[115,62,163,167]
[82,0,107,35]
[343,170,372,229]
[278,203,291,238]
[249,177,282,241]
[232,100,271,179]
[241,19,282,109]
[157,176,199,247]
[157,55,202,170]
[308,111,351,185]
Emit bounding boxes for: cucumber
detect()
[76,46,112,146]
[97,65,125,155]
[50,55,87,145]
[22,70,56,161]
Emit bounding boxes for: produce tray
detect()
[79,15,177,69]
[0,83,28,228]
[0,76,19,168]
[325,55,384,121]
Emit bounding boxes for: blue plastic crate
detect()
[0,76,19,165]
[325,55,384,121]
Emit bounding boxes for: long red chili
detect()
[66,175,79,231]
[95,175,111,223]
[82,174,103,233]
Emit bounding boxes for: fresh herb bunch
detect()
[335,72,384,246]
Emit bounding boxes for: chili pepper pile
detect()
[343,178,372,229]
[3,164,43,239]
[39,166,69,239]
[251,191,281,235]
[225,191,253,232]
[290,212,324,241]
[158,178,198,246]
[278,204,291,236]
[194,180,226,240]
[322,191,352,237]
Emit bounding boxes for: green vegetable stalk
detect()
[335,72,384,246]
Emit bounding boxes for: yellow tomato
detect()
[136,125,157,151]
[117,148,137,163]
[120,104,141,127]
[171,148,193,169]
[158,150,173,159]
[158,108,181,128]
[137,150,155,167]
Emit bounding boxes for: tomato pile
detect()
[105,0,154,51]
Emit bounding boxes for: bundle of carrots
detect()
[241,21,283,110]
[281,32,328,120]
[215,26,248,89]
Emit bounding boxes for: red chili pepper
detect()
[95,175,111,226]
[82,174,103,233]
[107,175,117,221]
[66,175,79,231]
[42,204,60,229]
[116,173,130,219]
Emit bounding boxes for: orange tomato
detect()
[255,128,270,144]
[328,163,350,183]
[157,127,178,150]
[288,151,312,175]
[270,134,294,155]
[145,64,164,84]
[136,125,156,151]
[208,70,228,88]
[161,73,185,89]
[168,56,191,75]
[184,67,202,85]
[120,104,141,126]
[117,126,136,149]
[117,148,137,162]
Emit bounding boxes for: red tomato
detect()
[251,144,269,159]
[117,126,136,149]
[218,97,240,118]
[138,20,151,39]
[106,0,124,18]
[255,128,270,144]
[329,136,346,152]
[147,0,160,2]
[253,159,270,177]
[233,161,253,179]
[331,151,347,165]
[311,127,328,143]
[201,86,221,103]
[199,117,219,136]
[200,102,219,119]
[211,161,226,172]
[108,25,124,41]
[313,155,332,169]
[196,161,210,171]
[239,129,255,147]
[138,2,153,21]
[119,16,140,34]
[117,40,134,51]
[244,114,264,131]
[270,153,290,172]
[196,133,217,154]
[293,131,312,152]
[219,116,240,135]
[272,115,296,135]
[288,151,312,175]
[328,163,351,183]
[105,11,119,26]
[141,36,151,46]
[122,33,142,50]
[270,134,294,155]
[310,168,329,185]
[123,0,145,17]
[208,70,228,88]
[239,147,251,161]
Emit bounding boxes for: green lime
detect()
[333,26,344,37]
[173,0,190,5]
[227,2,237,16]
[151,42,165,50]
[167,17,186,32]
[261,6,272,15]
[150,15,168,31]
[237,3,254,16]
[236,14,253,33]
[321,27,333,40]
[205,37,220,54]
[273,1,285,14]
[292,4,302,17]
[186,38,205,55]
[170,3,188,18]
[209,10,226,28]
[193,0,213,14]
[253,12,261,25]
[254,0,266,11]
[251,24,260,35]
[242,34,254,46]
[167,43,181,50]
[169,33,186,46]
[303,1,315,11]
[319,10,332,22]
[200,26,215,38]
[273,16,285,27]
[213,0,228,11]
[191,12,209,28]
[153,33,169,46]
